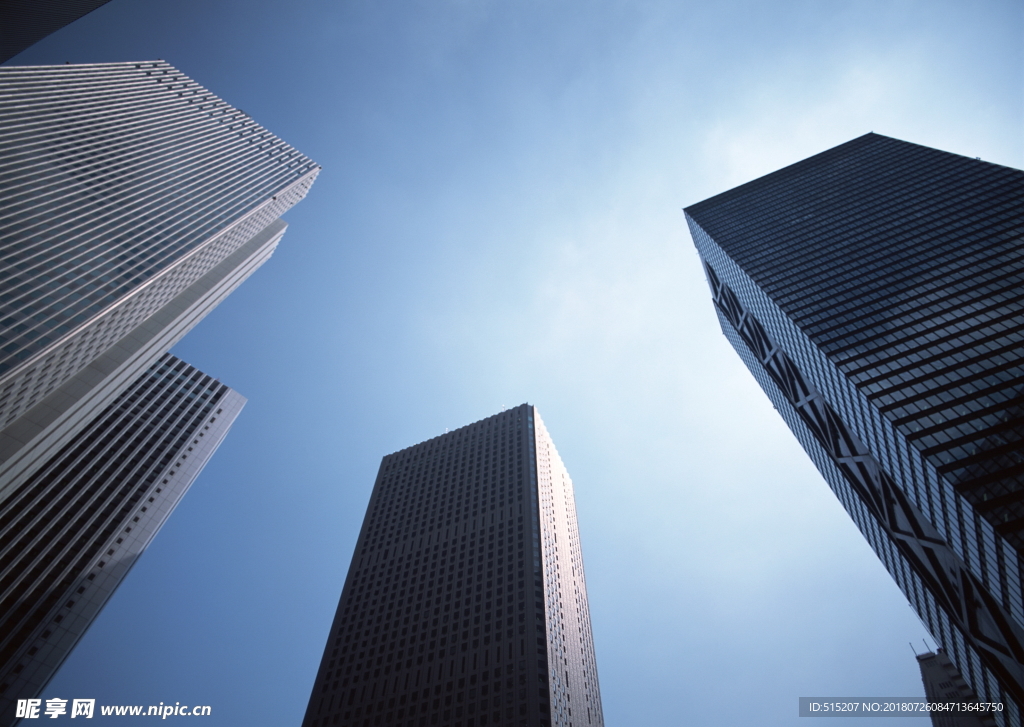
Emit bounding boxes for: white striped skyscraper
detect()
[0,61,318,495]
[0,61,318,719]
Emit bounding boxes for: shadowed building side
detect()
[0,0,113,64]
[918,650,998,727]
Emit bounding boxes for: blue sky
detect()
[7,0,1023,724]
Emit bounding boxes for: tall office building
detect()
[684,133,1023,722]
[0,61,318,720]
[0,354,244,713]
[0,61,318,499]
[302,405,604,727]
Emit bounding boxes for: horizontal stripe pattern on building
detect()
[0,353,244,708]
[0,61,319,425]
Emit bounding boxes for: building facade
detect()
[684,134,1023,723]
[0,61,318,721]
[302,405,604,727]
[0,354,244,713]
[0,61,318,503]
[918,650,998,727]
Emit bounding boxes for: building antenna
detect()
[909,641,919,657]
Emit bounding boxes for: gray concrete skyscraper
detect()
[685,134,1023,723]
[0,61,318,719]
[302,405,604,727]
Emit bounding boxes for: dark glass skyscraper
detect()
[302,405,604,727]
[0,61,318,721]
[684,133,1023,721]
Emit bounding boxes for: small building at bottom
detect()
[302,404,604,727]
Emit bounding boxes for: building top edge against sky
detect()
[683,132,1023,219]
[682,134,1023,350]
[382,404,534,459]
[683,133,1023,299]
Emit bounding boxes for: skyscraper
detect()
[0,354,244,713]
[0,61,318,718]
[0,61,318,498]
[302,405,604,727]
[684,134,1023,721]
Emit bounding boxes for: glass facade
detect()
[0,354,245,714]
[685,133,1024,723]
[302,405,604,727]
